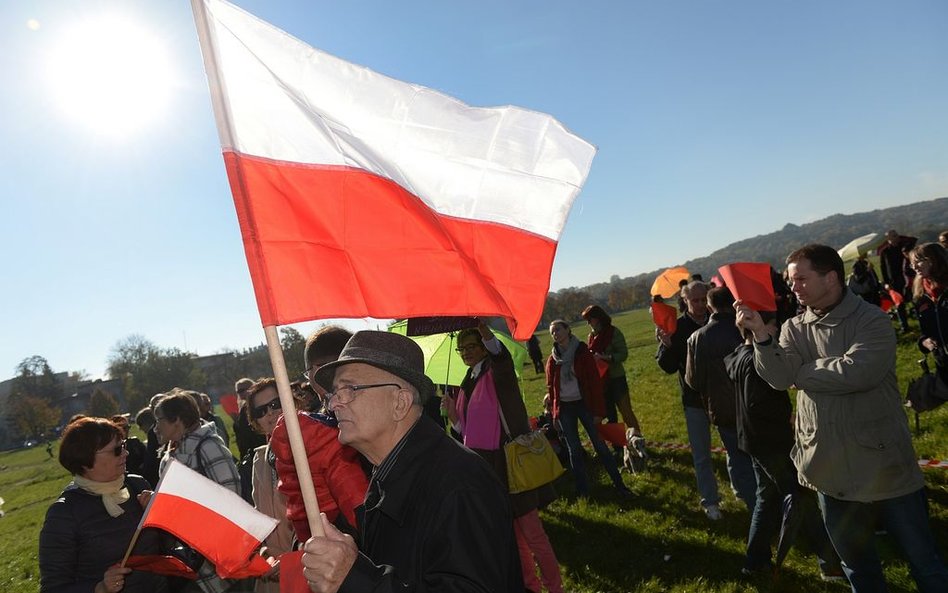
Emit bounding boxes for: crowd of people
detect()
[36,234,948,593]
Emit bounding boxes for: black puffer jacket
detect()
[39,475,167,593]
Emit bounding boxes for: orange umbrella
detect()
[651,267,691,299]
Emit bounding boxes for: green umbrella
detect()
[389,320,529,386]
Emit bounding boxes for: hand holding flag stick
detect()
[734,300,770,343]
[119,489,155,569]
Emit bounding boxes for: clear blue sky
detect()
[2,0,947,380]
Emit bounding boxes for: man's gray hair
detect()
[682,280,708,297]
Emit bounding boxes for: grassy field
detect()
[3,307,947,592]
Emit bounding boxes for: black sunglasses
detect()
[97,440,127,457]
[250,398,282,420]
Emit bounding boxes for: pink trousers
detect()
[514,509,564,593]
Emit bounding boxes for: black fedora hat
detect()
[313,331,435,404]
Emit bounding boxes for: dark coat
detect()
[915,290,948,380]
[656,313,706,409]
[684,312,742,428]
[342,416,522,593]
[234,403,267,459]
[39,475,167,593]
[459,342,555,517]
[725,344,795,457]
[141,428,161,488]
[124,436,147,479]
[879,236,917,292]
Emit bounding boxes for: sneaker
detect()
[740,564,771,577]
[820,568,847,583]
[631,435,649,459]
[704,504,723,521]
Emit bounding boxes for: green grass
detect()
[3,308,947,592]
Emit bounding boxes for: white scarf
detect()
[73,474,130,518]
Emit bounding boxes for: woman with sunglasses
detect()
[244,378,297,593]
[155,391,239,593]
[39,417,168,593]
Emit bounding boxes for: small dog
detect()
[622,428,648,474]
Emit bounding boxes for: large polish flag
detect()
[190,0,596,338]
[141,460,277,578]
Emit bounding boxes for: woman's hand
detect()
[136,490,153,509]
[922,338,939,353]
[97,565,132,593]
[263,555,281,581]
[440,393,458,424]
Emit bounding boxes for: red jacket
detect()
[545,340,605,419]
[269,412,369,541]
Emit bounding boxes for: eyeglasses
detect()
[250,398,282,420]
[325,383,402,408]
[454,344,481,354]
[97,440,127,457]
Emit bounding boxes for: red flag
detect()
[880,293,895,312]
[650,301,678,335]
[191,0,595,339]
[142,461,277,578]
[718,263,776,311]
[219,394,239,418]
[888,289,904,306]
[596,422,628,447]
[125,555,197,579]
[594,357,610,380]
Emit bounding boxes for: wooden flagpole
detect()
[264,325,324,538]
[119,458,171,567]
[190,0,323,540]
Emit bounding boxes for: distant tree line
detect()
[541,197,948,328]
[2,328,306,447]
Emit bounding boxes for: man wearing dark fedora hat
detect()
[299,330,522,593]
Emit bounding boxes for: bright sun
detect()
[45,15,175,138]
